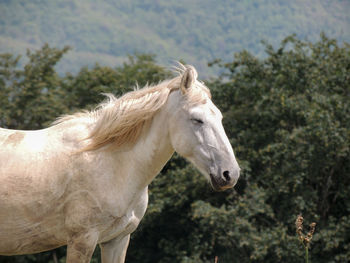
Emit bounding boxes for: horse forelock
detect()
[57,68,211,152]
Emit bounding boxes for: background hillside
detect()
[0,0,349,76]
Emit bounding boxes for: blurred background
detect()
[0,0,349,262]
[1,0,349,76]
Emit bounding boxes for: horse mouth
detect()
[209,173,233,192]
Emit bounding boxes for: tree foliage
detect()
[203,34,350,262]
[0,34,349,262]
[0,44,70,129]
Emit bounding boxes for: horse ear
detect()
[180,65,198,93]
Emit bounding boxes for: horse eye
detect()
[191,118,204,125]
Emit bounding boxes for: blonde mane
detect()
[55,66,211,151]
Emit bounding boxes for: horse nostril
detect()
[223,170,230,181]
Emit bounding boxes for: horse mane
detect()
[54,64,211,151]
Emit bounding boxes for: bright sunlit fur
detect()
[54,64,211,151]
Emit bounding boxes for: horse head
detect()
[167,65,240,191]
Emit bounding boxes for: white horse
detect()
[0,65,240,263]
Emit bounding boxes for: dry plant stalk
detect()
[295,215,316,248]
[295,214,317,263]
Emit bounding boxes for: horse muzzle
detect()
[209,168,240,191]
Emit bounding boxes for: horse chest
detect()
[98,187,149,243]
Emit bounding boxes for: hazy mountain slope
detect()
[0,0,349,76]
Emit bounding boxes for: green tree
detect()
[203,34,349,262]
[0,44,70,130]
[62,53,172,110]
[0,53,21,127]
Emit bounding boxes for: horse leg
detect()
[100,235,130,263]
[66,231,99,263]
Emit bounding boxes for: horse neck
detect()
[113,105,174,189]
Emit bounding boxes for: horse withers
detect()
[0,65,240,263]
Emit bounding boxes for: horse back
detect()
[0,124,88,209]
